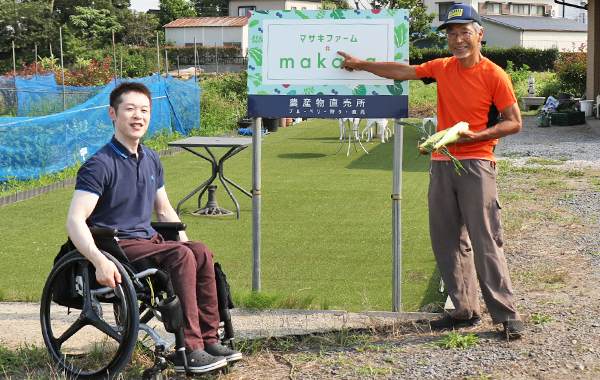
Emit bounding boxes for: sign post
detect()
[247,9,410,309]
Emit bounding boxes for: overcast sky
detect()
[130,0,159,13]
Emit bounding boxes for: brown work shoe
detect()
[502,320,525,340]
[430,314,482,330]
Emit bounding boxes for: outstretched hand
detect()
[337,51,360,72]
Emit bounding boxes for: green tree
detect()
[158,0,197,26]
[0,1,58,70]
[320,0,352,9]
[367,0,440,44]
[69,6,124,44]
[193,0,228,16]
[120,11,162,46]
[52,0,131,25]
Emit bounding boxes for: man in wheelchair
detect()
[64,81,242,374]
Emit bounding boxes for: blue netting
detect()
[0,73,59,116]
[0,74,201,181]
[16,78,104,117]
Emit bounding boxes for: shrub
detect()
[196,72,248,136]
[553,43,587,97]
[61,58,115,87]
[409,45,558,72]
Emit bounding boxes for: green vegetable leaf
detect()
[248,47,263,67]
[352,85,367,95]
[394,24,408,48]
[386,80,404,95]
[330,10,345,19]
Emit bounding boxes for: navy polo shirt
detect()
[75,136,165,239]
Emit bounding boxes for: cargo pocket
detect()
[487,198,503,248]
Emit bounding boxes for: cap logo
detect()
[448,8,464,19]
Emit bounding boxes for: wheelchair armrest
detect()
[89,227,119,238]
[151,222,187,231]
[151,222,187,242]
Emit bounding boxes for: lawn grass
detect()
[0,118,440,312]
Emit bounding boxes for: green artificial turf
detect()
[0,119,441,312]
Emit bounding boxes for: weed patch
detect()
[432,331,480,350]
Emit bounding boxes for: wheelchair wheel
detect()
[40,251,139,380]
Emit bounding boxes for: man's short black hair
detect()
[109,82,152,112]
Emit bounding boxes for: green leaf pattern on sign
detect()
[394,24,408,48]
[353,85,367,95]
[249,19,259,28]
[248,47,262,67]
[394,52,403,61]
[295,11,309,19]
[386,80,404,95]
[330,10,346,19]
[302,87,316,95]
[248,73,262,88]
[315,10,327,19]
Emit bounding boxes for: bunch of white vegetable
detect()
[400,120,470,174]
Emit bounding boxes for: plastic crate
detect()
[551,111,585,126]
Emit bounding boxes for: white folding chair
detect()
[363,119,391,142]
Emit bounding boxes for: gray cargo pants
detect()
[428,159,520,324]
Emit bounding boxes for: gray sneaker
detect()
[205,342,243,363]
[173,348,227,374]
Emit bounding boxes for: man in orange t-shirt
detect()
[338,4,524,339]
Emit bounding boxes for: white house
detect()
[422,0,588,49]
[163,16,249,53]
[228,0,323,16]
[481,14,587,49]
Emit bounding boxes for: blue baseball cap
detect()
[437,4,482,31]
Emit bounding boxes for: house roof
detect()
[163,16,248,28]
[481,15,588,32]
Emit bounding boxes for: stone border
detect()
[0,130,240,208]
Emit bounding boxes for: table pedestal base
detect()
[191,185,233,217]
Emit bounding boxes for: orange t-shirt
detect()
[414,57,517,162]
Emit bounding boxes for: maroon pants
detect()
[119,234,220,353]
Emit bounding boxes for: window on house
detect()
[510,3,530,15]
[223,42,242,48]
[487,3,501,14]
[439,2,455,21]
[291,6,297,9]
[238,6,256,16]
[531,5,545,15]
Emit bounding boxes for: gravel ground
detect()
[3,115,600,380]
[223,116,600,380]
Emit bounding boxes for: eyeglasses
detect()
[446,30,475,40]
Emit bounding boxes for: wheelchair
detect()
[40,222,236,380]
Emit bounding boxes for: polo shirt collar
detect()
[108,135,147,159]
